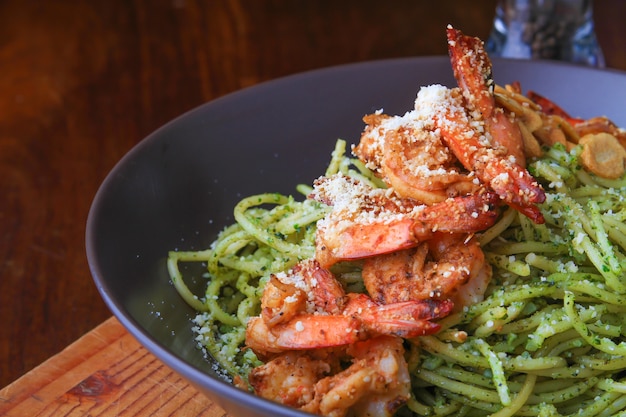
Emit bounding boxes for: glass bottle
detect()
[486,0,605,67]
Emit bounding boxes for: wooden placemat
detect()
[0,317,228,416]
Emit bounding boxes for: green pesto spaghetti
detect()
[168,139,626,416]
[167,139,380,382]
[407,143,626,417]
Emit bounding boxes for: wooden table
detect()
[0,317,223,416]
[1,0,625,414]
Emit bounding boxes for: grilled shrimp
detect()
[362,232,492,311]
[260,260,345,327]
[355,112,480,204]
[309,174,499,268]
[446,26,527,167]
[308,336,411,417]
[249,335,411,417]
[443,26,546,223]
[350,27,545,223]
[245,259,452,356]
[248,350,339,410]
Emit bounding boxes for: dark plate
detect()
[86,56,626,417]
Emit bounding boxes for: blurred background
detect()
[1,0,625,388]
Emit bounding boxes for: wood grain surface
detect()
[1,0,625,390]
[0,317,223,416]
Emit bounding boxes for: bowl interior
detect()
[86,57,626,416]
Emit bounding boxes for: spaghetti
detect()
[169,132,626,415]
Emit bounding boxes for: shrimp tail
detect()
[478,157,546,223]
[446,25,495,118]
